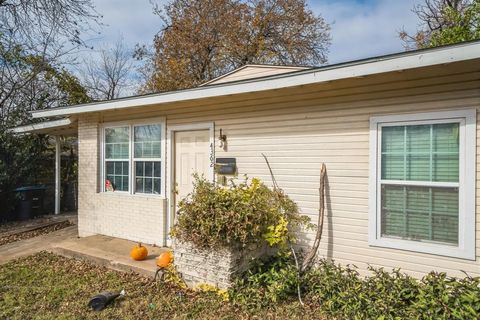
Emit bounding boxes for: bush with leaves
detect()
[304,262,420,319]
[229,255,299,308]
[171,175,310,250]
[229,255,480,319]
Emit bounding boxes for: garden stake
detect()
[301,163,326,272]
[262,153,305,306]
[262,154,328,305]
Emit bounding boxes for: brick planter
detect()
[173,240,269,289]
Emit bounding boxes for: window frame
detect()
[101,117,166,197]
[369,109,476,260]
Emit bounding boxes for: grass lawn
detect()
[0,252,325,319]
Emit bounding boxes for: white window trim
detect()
[100,117,167,198]
[369,109,476,260]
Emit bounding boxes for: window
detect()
[105,127,129,192]
[133,124,162,194]
[369,110,475,259]
[102,120,165,196]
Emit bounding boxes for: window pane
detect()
[381,185,458,245]
[115,162,123,174]
[153,178,161,194]
[145,161,152,176]
[134,124,161,158]
[433,123,459,182]
[105,161,129,192]
[431,188,459,243]
[380,185,405,238]
[382,126,404,153]
[381,123,459,183]
[406,154,430,181]
[382,126,405,180]
[134,161,161,194]
[136,177,144,193]
[144,178,153,193]
[106,162,114,175]
[105,127,129,159]
[381,154,403,180]
[154,162,161,177]
[106,127,129,143]
[136,161,144,177]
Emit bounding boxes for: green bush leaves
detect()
[230,256,480,319]
[172,176,309,249]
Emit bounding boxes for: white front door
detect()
[173,129,210,214]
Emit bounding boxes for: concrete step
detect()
[50,235,167,279]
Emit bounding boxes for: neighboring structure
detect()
[16,41,480,278]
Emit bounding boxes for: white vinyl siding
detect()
[369,110,476,260]
[78,62,479,275]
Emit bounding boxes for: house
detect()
[14,40,480,278]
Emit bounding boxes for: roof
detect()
[31,40,480,119]
[200,64,310,86]
[11,118,77,136]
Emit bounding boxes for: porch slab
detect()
[51,234,167,278]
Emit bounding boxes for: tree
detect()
[80,38,136,100]
[0,0,99,121]
[0,1,98,216]
[138,0,330,92]
[0,53,90,217]
[400,0,480,49]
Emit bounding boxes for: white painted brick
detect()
[77,114,167,246]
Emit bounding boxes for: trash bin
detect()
[14,186,46,220]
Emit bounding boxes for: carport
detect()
[12,118,78,214]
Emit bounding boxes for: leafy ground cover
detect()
[0,252,325,319]
[0,220,74,246]
[2,251,478,319]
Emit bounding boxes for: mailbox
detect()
[215,158,236,175]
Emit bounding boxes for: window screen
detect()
[380,123,459,245]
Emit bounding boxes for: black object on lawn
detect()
[88,290,125,311]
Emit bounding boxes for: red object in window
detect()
[105,179,114,192]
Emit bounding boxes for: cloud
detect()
[89,0,167,49]
[309,0,424,64]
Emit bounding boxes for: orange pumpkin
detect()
[156,251,174,268]
[130,243,148,261]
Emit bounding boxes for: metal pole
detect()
[55,136,61,214]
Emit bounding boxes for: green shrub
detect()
[230,255,480,319]
[229,255,299,308]
[171,175,310,249]
[411,272,480,319]
[305,262,419,319]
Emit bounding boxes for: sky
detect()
[88,0,424,65]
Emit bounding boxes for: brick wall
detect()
[173,241,269,289]
[77,114,167,246]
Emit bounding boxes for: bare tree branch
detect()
[79,38,136,100]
